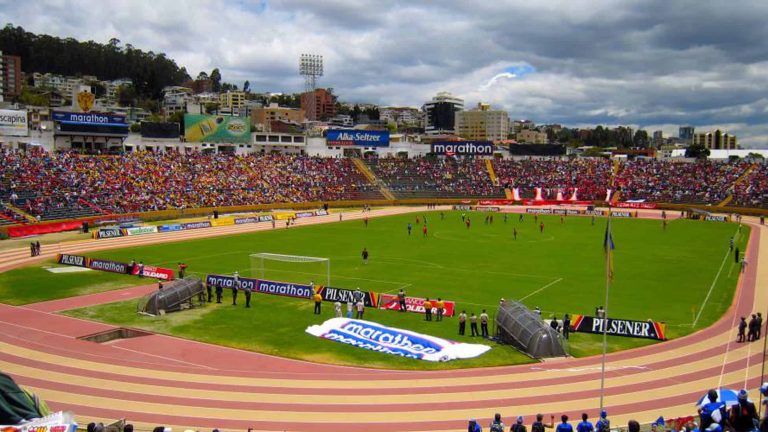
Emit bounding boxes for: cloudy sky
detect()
[3,0,768,146]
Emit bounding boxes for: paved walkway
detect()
[0,206,763,432]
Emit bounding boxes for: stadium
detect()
[0,150,766,432]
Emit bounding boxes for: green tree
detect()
[116,84,137,107]
[633,129,649,148]
[746,152,765,161]
[685,143,710,159]
[210,68,221,92]
[196,71,209,81]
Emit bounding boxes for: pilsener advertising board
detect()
[431,141,494,155]
[0,109,29,137]
[184,114,251,143]
[326,129,390,147]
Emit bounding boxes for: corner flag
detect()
[604,219,615,281]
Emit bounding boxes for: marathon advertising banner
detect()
[570,315,667,341]
[474,206,501,212]
[52,111,127,125]
[93,227,124,239]
[56,253,86,267]
[552,208,583,216]
[584,210,607,216]
[88,258,130,274]
[205,274,258,290]
[234,216,261,225]
[315,209,329,216]
[610,210,636,218]
[131,264,175,280]
[379,293,456,317]
[259,215,274,222]
[256,279,313,299]
[326,129,390,147]
[157,224,183,233]
[122,226,158,236]
[306,318,490,361]
[0,109,29,137]
[614,202,658,209]
[526,208,553,214]
[181,221,212,230]
[317,286,379,308]
[452,205,472,211]
[705,215,729,222]
[295,211,317,218]
[431,140,494,156]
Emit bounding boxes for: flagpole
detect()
[599,210,613,412]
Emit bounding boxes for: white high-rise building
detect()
[422,92,464,135]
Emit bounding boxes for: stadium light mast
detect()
[299,53,324,129]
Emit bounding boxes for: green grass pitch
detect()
[0,211,749,369]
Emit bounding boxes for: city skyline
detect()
[2,0,767,147]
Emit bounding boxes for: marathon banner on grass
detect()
[317,286,379,307]
[88,258,131,274]
[379,293,456,317]
[56,253,87,267]
[122,226,158,236]
[131,264,175,280]
[256,279,313,298]
[474,206,501,212]
[570,315,667,341]
[93,227,124,239]
[306,318,490,361]
[614,202,658,209]
[705,215,729,222]
[205,274,258,290]
[181,221,212,230]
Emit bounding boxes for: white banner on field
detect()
[306,318,490,362]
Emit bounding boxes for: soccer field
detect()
[1,210,749,369]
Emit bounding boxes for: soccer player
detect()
[513,227,518,240]
[364,216,368,227]
[423,298,433,321]
[540,222,544,233]
[504,214,508,224]
[466,218,471,229]
[407,223,412,235]
[362,247,369,264]
[422,224,428,237]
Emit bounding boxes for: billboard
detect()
[326,129,390,147]
[52,111,126,125]
[431,141,494,155]
[0,109,29,136]
[184,114,251,143]
[570,315,667,341]
[141,121,180,138]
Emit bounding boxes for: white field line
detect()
[693,229,740,328]
[519,278,565,302]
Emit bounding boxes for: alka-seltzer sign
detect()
[431,141,494,156]
[570,315,667,341]
[326,129,390,147]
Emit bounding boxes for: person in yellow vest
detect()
[423,298,433,321]
[313,286,323,315]
[436,298,445,321]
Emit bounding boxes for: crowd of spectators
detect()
[2,148,767,220]
[614,160,751,204]
[368,156,502,197]
[733,163,768,208]
[0,149,381,218]
[493,158,613,200]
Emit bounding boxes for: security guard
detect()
[244,286,251,308]
[215,282,223,303]
[206,282,213,302]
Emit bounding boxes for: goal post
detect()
[249,253,330,287]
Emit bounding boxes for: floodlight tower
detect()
[299,53,324,123]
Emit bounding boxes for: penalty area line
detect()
[518,277,564,302]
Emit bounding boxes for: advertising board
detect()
[326,129,390,147]
[0,109,28,136]
[431,141,494,155]
[184,114,251,143]
[379,294,456,317]
[570,315,666,340]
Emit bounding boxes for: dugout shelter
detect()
[138,277,204,316]
[495,300,567,358]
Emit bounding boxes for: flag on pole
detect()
[604,219,615,281]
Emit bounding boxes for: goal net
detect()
[249,253,330,287]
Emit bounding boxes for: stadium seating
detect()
[733,163,768,208]
[493,158,613,200]
[366,157,503,198]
